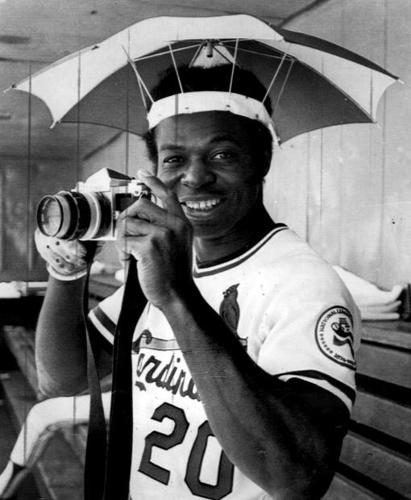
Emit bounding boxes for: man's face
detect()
[154,111,265,240]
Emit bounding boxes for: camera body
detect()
[37,168,152,241]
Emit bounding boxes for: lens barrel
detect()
[37,191,111,240]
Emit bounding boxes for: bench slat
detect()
[362,322,411,350]
[340,432,411,497]
[356,342,411,388]
[352,390,411,445]
[325,474,385,499]
[2,325,38,395]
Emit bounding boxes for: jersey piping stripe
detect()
[277,369,356,404]
[91,306,116,338]
[140,332,180,351]
[193,224,288,278]
[87,318,114,354]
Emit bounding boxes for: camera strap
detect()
[84,256,146,500]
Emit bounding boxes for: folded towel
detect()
[333,265,404,307]
[115,268,125,283]
[361,300,402,314]
[360,311,400,321]
[0,282,21,298]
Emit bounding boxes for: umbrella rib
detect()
[122,46,154,104]
[262,51,289,107]
[272,58,295,115]
[298,59,375,122]
[134,40,242,63]
[213,45,237,66]
[136,71,149,111]
[168,43,184,93]
[228,39,239,94]
[188,42,205,67]
[225,43,293,62]
[135,43,203,63]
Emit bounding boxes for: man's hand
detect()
[116,170,194,308]
[35,229,101,279]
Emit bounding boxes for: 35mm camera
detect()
[37,168,152,241]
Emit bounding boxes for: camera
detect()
[37,168,152,241]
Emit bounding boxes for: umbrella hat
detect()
[10,14,399,144]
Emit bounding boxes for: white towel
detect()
[360,311,400,321]
[0,282,21,298]
[333,266,404,307]
[361,300,402,314]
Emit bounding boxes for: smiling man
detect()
[35,64,360,499]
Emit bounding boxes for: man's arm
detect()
[117,172,349,499]
[161,286,348,499]
[34,231,113,397]
[35,276,89,396]
[36,275,113,397]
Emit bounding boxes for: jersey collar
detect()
[193,223,288,278]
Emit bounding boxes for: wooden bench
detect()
[0,325,85,500]
[325,321,411,499]
[2,276,411,499]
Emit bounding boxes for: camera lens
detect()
[37,196,64,237]
[37,191,90,239]
[37,191,112,240]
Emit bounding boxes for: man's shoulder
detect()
[254,227,328,271]
[252,228,351,298]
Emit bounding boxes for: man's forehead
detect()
[155,111,251,148]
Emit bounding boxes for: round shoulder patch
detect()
[315,306,356,370]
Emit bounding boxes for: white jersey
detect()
[89,225,361,500]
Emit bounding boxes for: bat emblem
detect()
[331,318,355,358]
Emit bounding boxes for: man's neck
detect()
[194,204,276,265]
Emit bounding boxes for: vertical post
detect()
[0,167,3,272]
[26,66,33,279]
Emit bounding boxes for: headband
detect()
[146,91,276,140]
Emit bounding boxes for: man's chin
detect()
[191,221,228,241]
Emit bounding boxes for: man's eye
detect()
[163,155,184,164]
[212,151,234,160]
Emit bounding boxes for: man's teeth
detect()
[185,199,221,211]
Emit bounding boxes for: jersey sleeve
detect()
[88,285,125,351]
[255,258,361,412]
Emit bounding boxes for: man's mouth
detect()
[181,198,224,213]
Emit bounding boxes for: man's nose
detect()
[181,158,216,188]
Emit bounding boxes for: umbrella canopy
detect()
[10,14,398,143]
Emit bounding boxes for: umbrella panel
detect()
[62,39,372,142]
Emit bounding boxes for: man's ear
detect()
[260,147,272,179]
[262,150,272,177]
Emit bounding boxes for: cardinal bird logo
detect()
[219,284,240,335]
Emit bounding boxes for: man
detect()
[35,64,360,499]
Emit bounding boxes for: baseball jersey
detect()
[89,224,361,500]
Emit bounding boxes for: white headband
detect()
[147,91,276,140]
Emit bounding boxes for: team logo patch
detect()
[315,306,356,370]
[219,284,240,334]
[219,284,247,348]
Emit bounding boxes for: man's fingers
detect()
[116,218,172,260]
[35,230,88,267]
[45,248,85,273]
[49,244,86,265]
[119,197,183,231]
[118,217,152,238]
[137,169,186,218]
